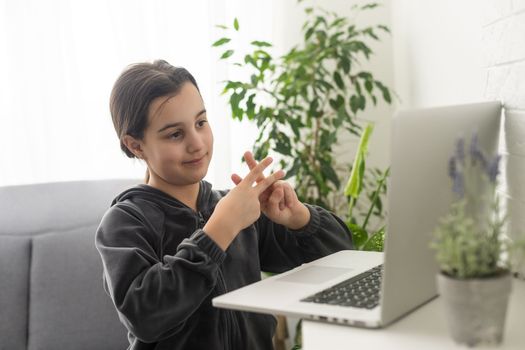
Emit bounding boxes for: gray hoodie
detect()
[95,180,353,350]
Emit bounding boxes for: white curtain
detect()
[0,0,278,189]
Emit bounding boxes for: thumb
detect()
[231,173,243,185]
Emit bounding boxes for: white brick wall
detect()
[483,0,525,246]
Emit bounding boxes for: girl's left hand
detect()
[231,151,310,230]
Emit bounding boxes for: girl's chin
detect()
[178,168,209,184]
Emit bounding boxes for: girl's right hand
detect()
[203,157,285,251]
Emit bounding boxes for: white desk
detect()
[303,279,525,350]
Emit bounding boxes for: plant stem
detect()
[362,167,390,230]
[347,196,355,222]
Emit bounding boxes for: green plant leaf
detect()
[285,158,302,179]
[321,161,340,188]
[220,50,234,59]
[362,227,385,251]
[212,37,231,47]
[375,81,392,103]
[251,40,272,47]
[347,222,368,249]
[305,27,315,41]
[233,18,239,31]
[341,57,351,74]
[361,3,380,10]
[358,95,366,110]
[333,71,345,89]
[378,24,390,33]
[363,27,379,40]
[344,123,374,198]
[244,54,256,67]
[364,79,374,94]
[330,18,347,28]
[246,94,256,120]
[357,71,372,80]
[349,95,359,114]
[250,74,258,86]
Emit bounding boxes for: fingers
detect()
[283,183,295,208]
[243,151,257,170]
[268,184,284,206]
[243,151,265,183]
[242,156,273,186]
[255,169,285,195]
[231,173,242,185]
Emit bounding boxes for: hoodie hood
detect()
[111,180,214,213]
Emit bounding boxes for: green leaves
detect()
[251,40,272,47]
[212,37,231,47]
[348,224,384,251]
[375,81,391,104]
[220,50,234,59]
[212,4,393,229]
[431,199,507,278]
[333,71,345,89]
[348,223,369,249]
[345,123,374,198]
[362,227,385,251]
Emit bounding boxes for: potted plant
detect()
[431,133,523,346]
[212,2,393,214]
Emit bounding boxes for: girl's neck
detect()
[148,177,200,211]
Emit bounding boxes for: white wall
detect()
[391,0,525,249]
[483,0,525,249]
[391,0,487,108]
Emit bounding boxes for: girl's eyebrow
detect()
[157,109,207,133]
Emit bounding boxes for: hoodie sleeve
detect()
[95,203,226,343]
[255,204,353,273]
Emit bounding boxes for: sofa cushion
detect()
[0,236,31,350]
[0,179,138,236]
[28,225,128,350]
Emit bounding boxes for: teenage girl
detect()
[95,60,353,350]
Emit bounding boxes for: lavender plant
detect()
[432,133,508,279]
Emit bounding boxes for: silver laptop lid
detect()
[380,101,502,325]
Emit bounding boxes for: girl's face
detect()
[140,82,213,188]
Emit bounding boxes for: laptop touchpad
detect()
[276,266,353,285]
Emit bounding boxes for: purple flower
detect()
[469,133,488,169]
[448,156,457,180]
[449,155,465,197]
[487,154,501,183]
[452,171,465,198]
[449,133,501,198]
[455,138,465,164]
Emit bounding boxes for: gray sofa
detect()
[0,179,139,350]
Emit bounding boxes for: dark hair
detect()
[109,60,199,159]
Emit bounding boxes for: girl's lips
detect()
[183,154,206,165]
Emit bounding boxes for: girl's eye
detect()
[197,119,208,128]
[169,131,182,139]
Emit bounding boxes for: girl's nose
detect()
[186,129,204,153]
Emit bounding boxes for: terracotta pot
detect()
[437,272,512,347]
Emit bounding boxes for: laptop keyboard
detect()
[301,264,383,309]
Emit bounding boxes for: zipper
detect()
[197,211,206,228]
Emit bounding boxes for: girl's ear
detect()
[122,135,146,159]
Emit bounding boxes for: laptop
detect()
[213,101,502,328]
